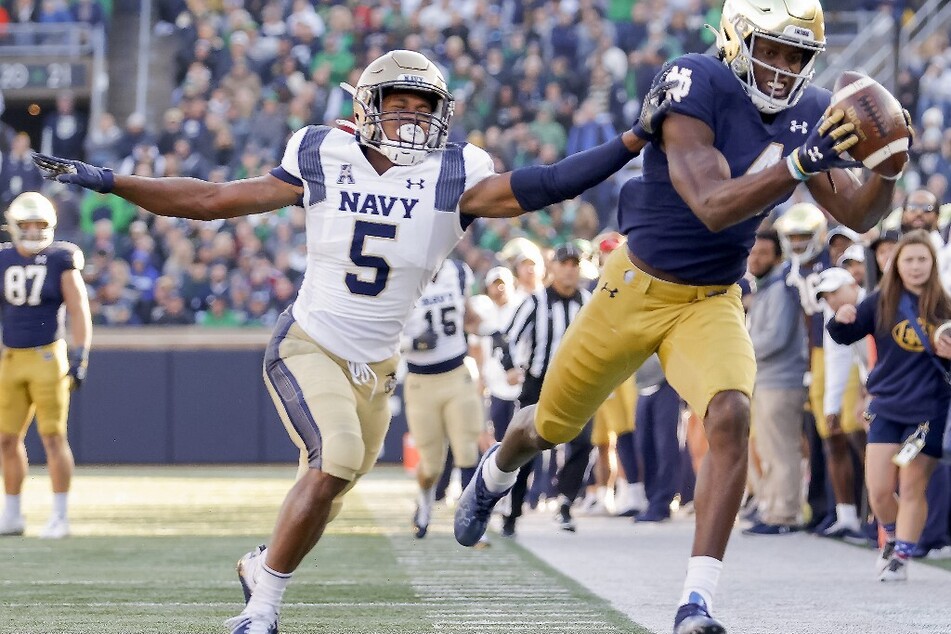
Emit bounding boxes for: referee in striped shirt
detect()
[498,242,592,535]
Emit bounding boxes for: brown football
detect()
[830,71,910,178]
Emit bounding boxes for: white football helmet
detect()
[716,0,826,114]
[4,192,57,253]
[346,50,454,166]
[774,202,827,262]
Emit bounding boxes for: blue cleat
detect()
[454,443,511,547]
[673,593,726,634]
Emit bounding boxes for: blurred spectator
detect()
[197,293,242,327]
[41,91,87,161]
[84,112,123,168]
[0,132,44,207]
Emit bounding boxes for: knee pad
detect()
[321,430,366,481]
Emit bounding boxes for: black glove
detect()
[33,153,115,193]
[67,346,88,390]
[412,329,438,352]
[788,108,861,179]
[632,61,681,141]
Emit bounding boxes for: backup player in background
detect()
[0,192,91,539]
[35,49,672,634]
[402,257,484,539]
[777,205,865,539]
[455,1,906,632]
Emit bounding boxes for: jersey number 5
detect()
[347,220,396,296]
[4,265,47,306]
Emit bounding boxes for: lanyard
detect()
[898,294,951,386]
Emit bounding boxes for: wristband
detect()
[786,154,811,182]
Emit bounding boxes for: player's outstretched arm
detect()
[459,71,678,219]
[33,153,302,221]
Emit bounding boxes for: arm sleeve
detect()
[826,294,877,346]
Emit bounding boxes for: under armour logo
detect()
[35,255,47,264]
[806,146,823,162]
[600,283,619,298]
[406,178,425,190]
[336,164,355,185]
[790,120,808,133]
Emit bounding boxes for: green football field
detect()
[1,465,652,634]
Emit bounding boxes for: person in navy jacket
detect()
[827,229,951,581]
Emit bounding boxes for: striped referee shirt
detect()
[501,285,590,380]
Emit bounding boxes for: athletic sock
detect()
[679,556,723,611]
[895,540,915,560]
[835,503,858,526]
[4,494,21,518]
[482,452,518,493]
[52,493,68,520]
[246,563,292,616]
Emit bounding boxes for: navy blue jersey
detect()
[0,241,83,348]
[621,54,831,285]
[827,290,951,423]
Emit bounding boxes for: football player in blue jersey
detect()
[454,1,910,632]
[0,192,91,539]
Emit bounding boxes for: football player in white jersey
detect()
[34,49,676,634]
[402,258,483,538]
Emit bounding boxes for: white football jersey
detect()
[279,126,495,362]
[403,258,472,369]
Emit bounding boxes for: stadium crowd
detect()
[3,1,951,327]
[1,0,950,567]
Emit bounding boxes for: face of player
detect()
[896,243,933,293]
[487,279,508,304]
[750,38,807,102]
[15,220,51,251]
[379,90,435,145]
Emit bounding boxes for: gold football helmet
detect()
[716,0,826,114]
[345,50,454,166]
[774,202,827,261]
[4,192,57,253]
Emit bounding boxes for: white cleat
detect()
[0,514,25,536]
[875,541,896,576]
[224,609,278,634]
[237,545,266,603]
[878,556,908,582]
[39,517,69,539]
